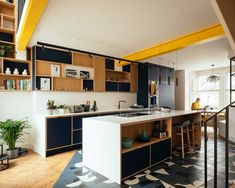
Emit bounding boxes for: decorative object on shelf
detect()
[72,105,84,113]
[137,130,151,142]
[13,68,19,75]
[153,122,167,138]
[57,105,69,114]
[40,77,50,90]
[51,64,60,77]
[65,69,77,78]
[207,64,221,83]
[0,45,14,57]
[0,119,31,159]
[80,71,90,79]
[122,138,133,149]
[47,100,57,115]
[5,67,11,74]
[91,100,98,111]
[22,69,28,76]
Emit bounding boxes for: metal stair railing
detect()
[204,101,235,188]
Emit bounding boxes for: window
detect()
[197,75,220,108]
[225,72,235,104]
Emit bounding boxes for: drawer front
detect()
[122,146,150,179]
[73,130,82,144]
[47,117,72,149]
[151,138,171,165]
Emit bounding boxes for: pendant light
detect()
[207,64,221,83]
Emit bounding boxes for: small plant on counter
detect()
[47,100,57,115]
[57,104,70,114]
[0,119,31,159]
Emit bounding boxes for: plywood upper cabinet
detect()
[93,56,105,92]
[130,64,138,93]
[72,52,94,67]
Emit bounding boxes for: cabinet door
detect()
[47,117,72,149]
[73,130,82,144]
[159,68,167,107]
[149,65,159,81]
[122,146,150,179]
[151,138,171,165]
[119,82,130,92]
[105,81,118,91]
[73,116,82,129]
[105,59,115,70]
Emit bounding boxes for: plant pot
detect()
[58,109,65,114]
[47,109,55,115]
[0,49,6,57]
[6,148,18,159]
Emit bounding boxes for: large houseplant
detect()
[0,119,30,158]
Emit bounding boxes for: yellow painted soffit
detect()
[118,23,224,66]
[17,0,48,50]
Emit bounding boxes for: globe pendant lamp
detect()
[207,64,221,83]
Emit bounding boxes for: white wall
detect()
[0,91,136,151]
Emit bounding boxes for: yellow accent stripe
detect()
[118,23,225,66]
[17,0,48,50]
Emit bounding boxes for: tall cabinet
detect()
[137,63,175,109]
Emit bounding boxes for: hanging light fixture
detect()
[207,64,221,83]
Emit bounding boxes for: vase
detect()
[22,69,28,76]
[58,109,65,114]
[47,109,55,115]
[13,68,19,75]
[5,67,11,74]
[6,148,18,159]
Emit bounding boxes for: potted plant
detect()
[0,45,14,57]
[57,104,70,114]
[0,119,30,159]
[47,100,57,115]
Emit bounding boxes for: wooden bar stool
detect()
[174,120,191,159]
[189,119,201,151]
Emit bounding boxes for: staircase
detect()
[204,56,235,187]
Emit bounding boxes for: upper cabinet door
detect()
[149,65,159,81]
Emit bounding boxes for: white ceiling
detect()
[147,38,232,71]
[29,0,218,57]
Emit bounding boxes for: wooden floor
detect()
[0,150,75,188]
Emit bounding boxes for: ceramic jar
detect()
[5,67,11,74]
[13,68,19,75]
[22,69,27,76]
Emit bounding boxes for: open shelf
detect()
[2,57,30,63]
[0,1,15,17]
[72,52,94,67]
[122,137,171,154]
[0,73,30,79]
[0,26,15,34]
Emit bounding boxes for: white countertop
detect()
[85,110,201,125]
[45,108,145,118]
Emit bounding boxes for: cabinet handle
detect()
[168,76,170,85]
[159,75,161,85]
[176,78,178,86]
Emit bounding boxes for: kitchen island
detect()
[83,110,201,184]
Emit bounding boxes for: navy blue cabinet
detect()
[105,59,115,70]
[105,81,118,91]
[47,117,72,149]
[122,65,130,72]
[151,138,171,165]
[122,146,150,178]
[149,64,159,81]
[119,82,130,92]
[73,130,82,144]
[73,116,82,129]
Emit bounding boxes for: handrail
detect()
[204,101,235,123]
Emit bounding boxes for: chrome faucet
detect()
[118,100,126,109]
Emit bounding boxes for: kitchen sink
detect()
[117,112,152,118]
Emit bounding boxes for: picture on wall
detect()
[51,64,60,77]
[80,71,90,79]
[40,78,51,90]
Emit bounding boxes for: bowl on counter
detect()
[122,138,133,149]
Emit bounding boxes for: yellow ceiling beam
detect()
[17,0,48,50]
[118,23,225,66]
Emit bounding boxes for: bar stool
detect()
[174,120,191,159]
[188,119,201,151]
[0,144,9,171]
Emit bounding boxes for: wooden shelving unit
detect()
[121,118,172,154]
